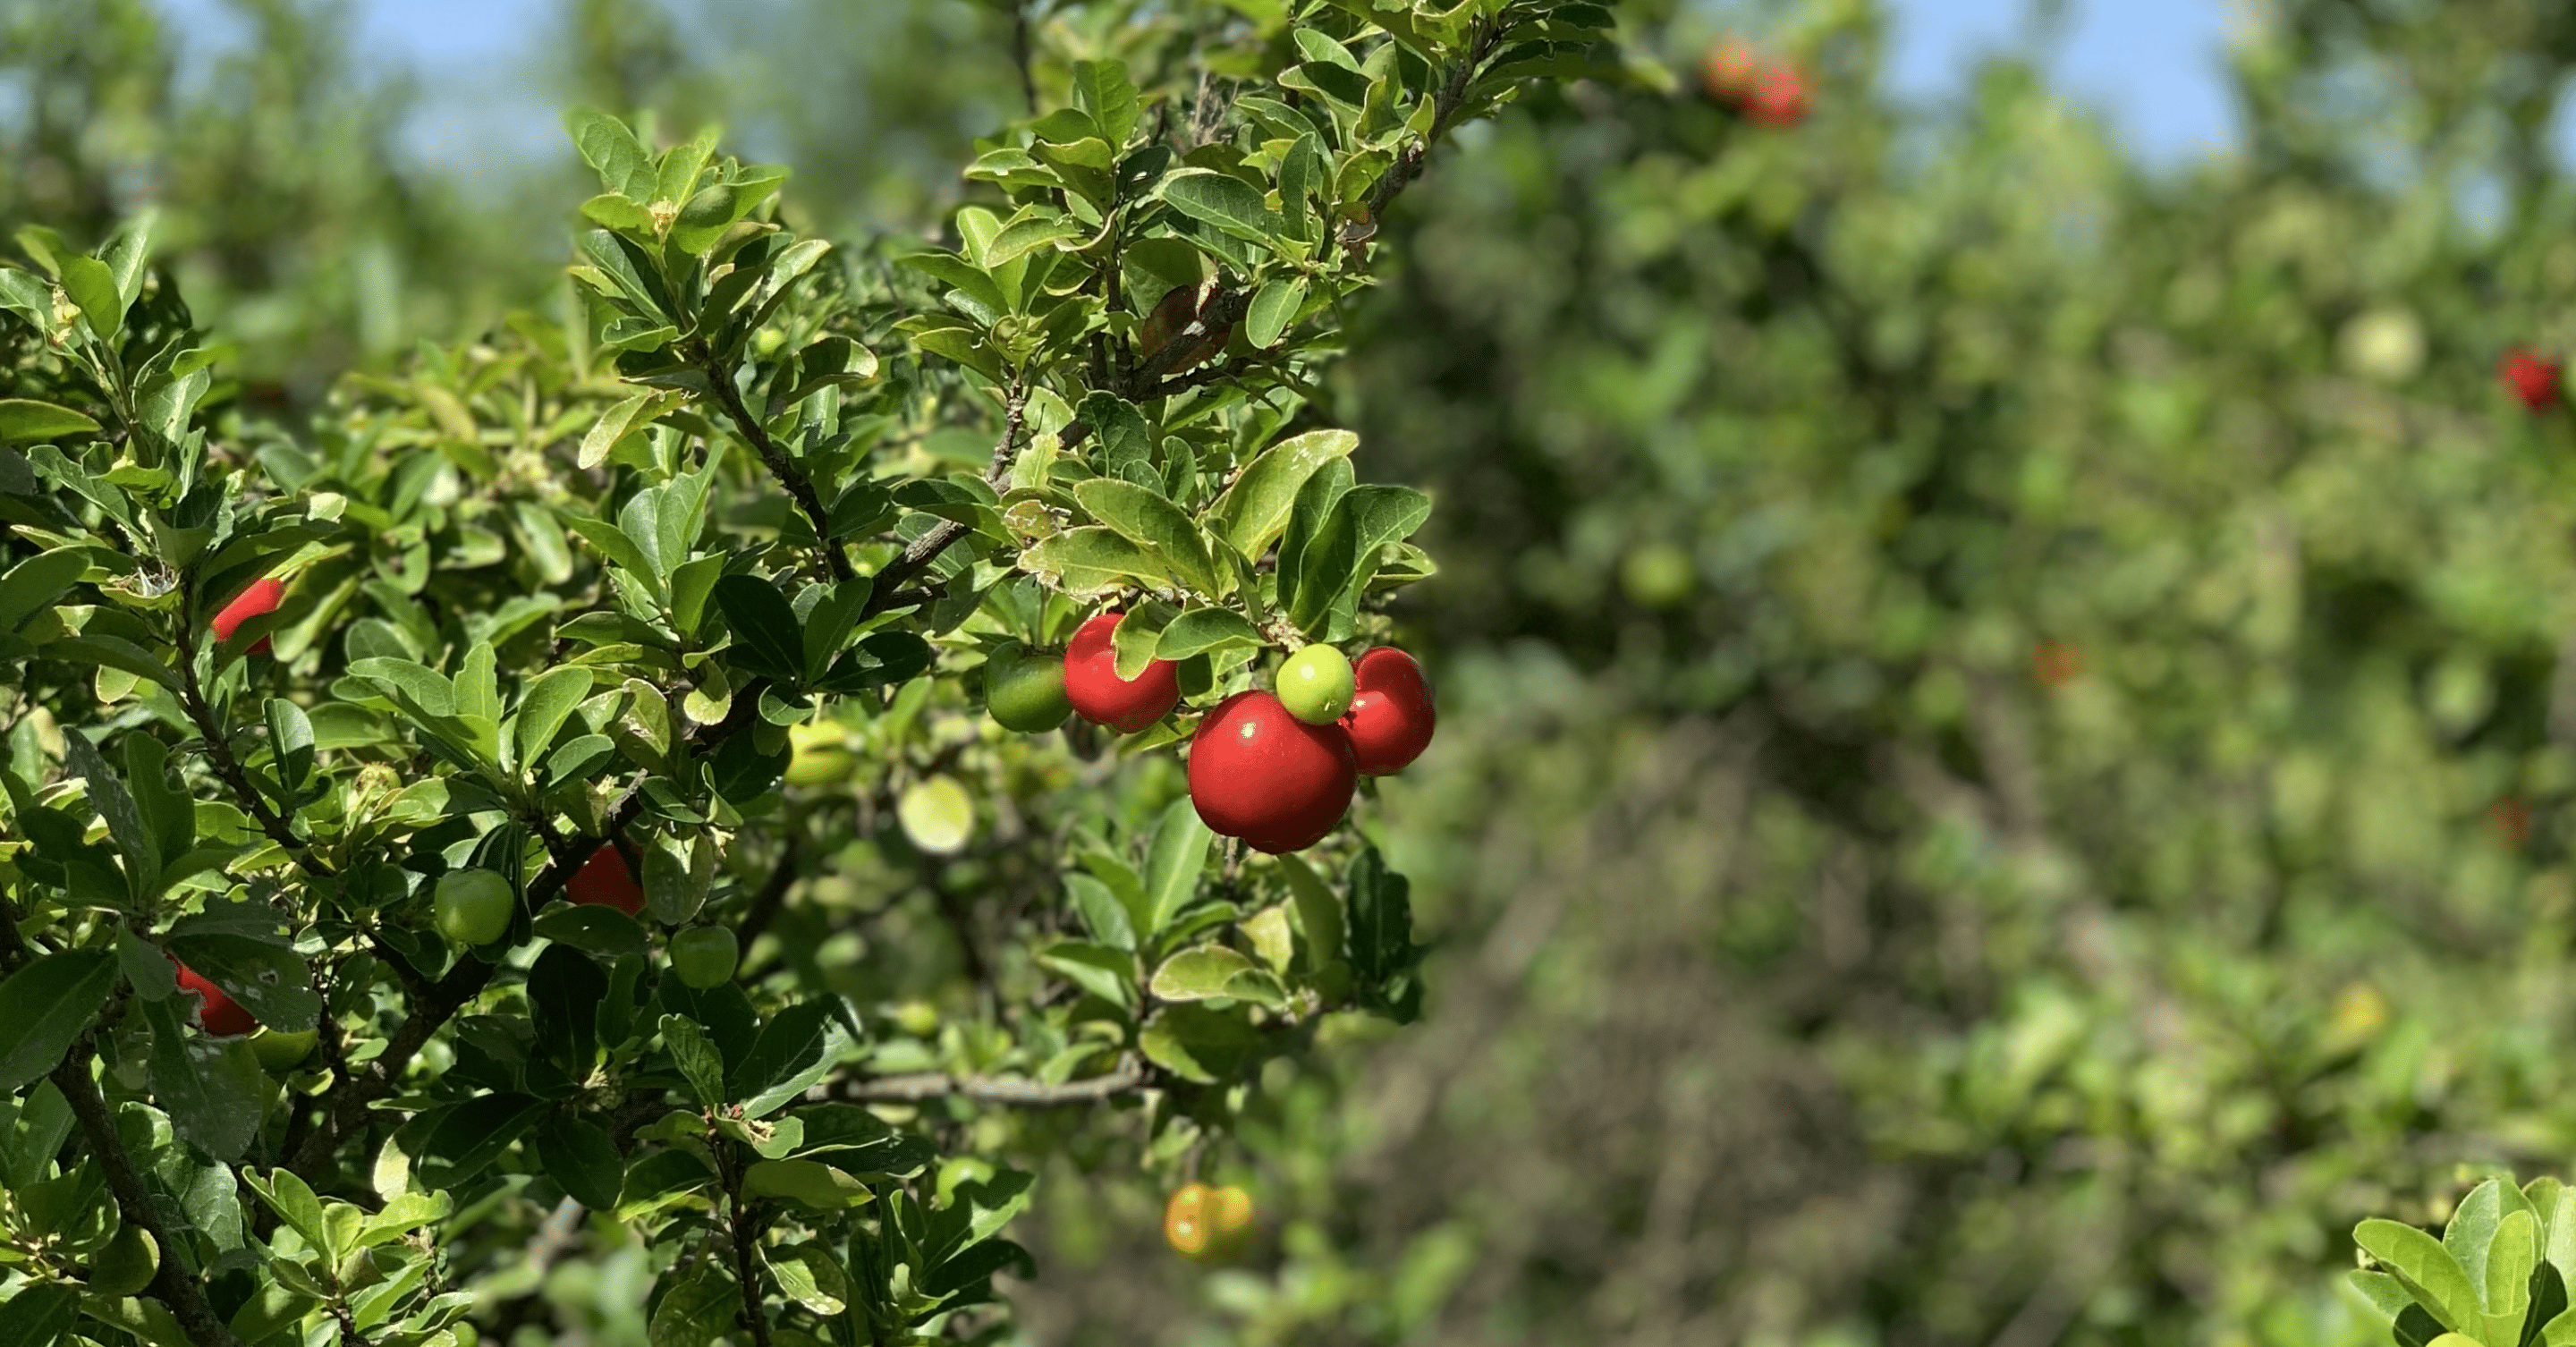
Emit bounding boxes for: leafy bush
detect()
[0,4,1619,1344]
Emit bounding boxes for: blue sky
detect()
[160,0,2241,166]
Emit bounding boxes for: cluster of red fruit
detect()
[2503,347,2562,410]
[986,614,1436,853]
[1699,38,1809,127]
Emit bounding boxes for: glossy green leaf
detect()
[1142,795,1215,937]
[0,951,117,1092]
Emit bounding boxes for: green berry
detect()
[985,640,1073,733]
[669,926,740,989]
[90,1224,158,1296]
[250,1028,318,1074]
[434,868,514,946]
[1276,645,1356,725]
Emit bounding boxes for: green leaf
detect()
[0,400,99,445]
[1018,527,1170,595]
[1063,872,1137,953]
[1142,795,1215,937]
[1073,479,1219,596]
[58,254,121,339]
[2493,1209,2542,1342]
[1076,390,1154,483]
[580,391,672,470]
[411,1093,547,1190]
[1139,1003,1258,1083]
[1071,60,1140,147]
[1160,169,1289,247]
[514,666,593,771]
[713,574,805,682]
[139,995,264,1159]
[1149,945,1259,1000]
[661,1013,728,1107]
[1036,941,1136,1008]
[567,107,657,199]
[265,698,316,800]
[0,1282,76,1347]
[1278,851,1344,967]
[245,1166,330,1257]
[45,636,179,693]
[532,1114,624,1210]
[731,1000,854,1119]
[1244,276,1307,348]
[648,1262,739,1347]
[615,1148,716,1221]
[62,729,154,898]
[766,1243,852,1317]
[166,902,321,1031]
[532,903,648,960]
[0,546,88,632]
[923,1167,1037,1262]
[897,251,1009,318]
[925,1236,1034,1299]
[984,212,1085,270]
[563,513,662,594]
[1155,606,1264,660]
[580,192,654,232]
[1211,429,1356,558]
[0,950,117,1092]
[2360,1218,2485,1334]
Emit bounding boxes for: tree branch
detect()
[54,1041,246,1347]
[857,377,1029,619]
[698,348,853,582]
[174,576,333,880]
[808,1055,1147,1106]
[1362,18,1511,227]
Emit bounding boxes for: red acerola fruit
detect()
[1063,613,1182,734]
[1342,648,1436,776]
[212,576,285,655]
[1745,65,1809,127]
[176,963,258,1038]
[1188,690,1358,854]
[569,844,646,916]
[2503,348,2560,410]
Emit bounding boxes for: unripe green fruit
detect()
[1276,645,1356,725]
[669,926,739,989]
[984,641,1073,733]
[90,1224,159,1295]
[434,868,514,946]
[250,1028,318,1074]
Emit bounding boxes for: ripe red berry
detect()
[2503,348,2560,410]
[569,844,645,916]
[1063,613,1181,734]
[1342,648,1436,776]
[176,963,258,1037]
[1745,65,1809,127]
[1188,690,1357,853]
[212,576,285,655]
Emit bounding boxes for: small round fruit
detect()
[175,963,257,1038]
[784,723,853,787]
[1699,37,1760,105]
[569,845,645,916]
[1187,690,1358,853]
[211,575,284,655]
[669,926,740,989]
[1745,64,1809,126]
[1063,614,1181,734]
[984,641,1073,733]
[1276,645,1355,725]
[434,868,515,946]
[1165,1182,1257,1263]
[250,1028,319,1074]
[1342,648,1436,775]
[2503,347,2560,410]
[89,1224,159,1295]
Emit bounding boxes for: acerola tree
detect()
[0,3,1612,1344]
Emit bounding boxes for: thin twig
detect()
[174,574,333,879]
[809,1055,1148,1106]
[698,346,853,582]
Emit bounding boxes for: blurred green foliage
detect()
[21,0,2576,1343]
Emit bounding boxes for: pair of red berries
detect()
[2504,347,2561,410]
[1062,613,1436,853]
[1699,38,1809,127]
